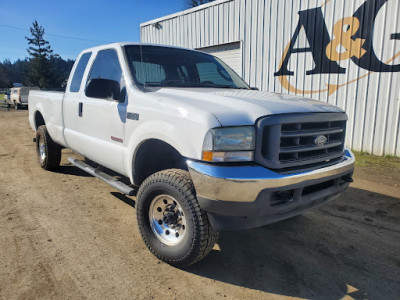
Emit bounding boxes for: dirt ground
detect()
[0,109,399,300]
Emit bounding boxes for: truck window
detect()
[70,52,92,92]
[132,61,166,84]
[196,62,234,86]
[86,49,122,89]
[124,45,249,89]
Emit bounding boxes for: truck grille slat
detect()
[280,141,343,153]
[256,113,347,172]
[280,127,343,137]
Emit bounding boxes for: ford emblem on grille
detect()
[314,135,327,146]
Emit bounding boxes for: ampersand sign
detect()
[326,17,367,61]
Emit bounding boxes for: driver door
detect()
[75,49,127,174]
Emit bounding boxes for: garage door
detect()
[197,42,242,77]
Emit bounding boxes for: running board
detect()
[68,157,135,196]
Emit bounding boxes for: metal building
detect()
[140,0,400,156]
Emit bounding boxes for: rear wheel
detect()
[36,125,61,170]
[136,169,219,267]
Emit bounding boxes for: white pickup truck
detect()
[29,43,355,267]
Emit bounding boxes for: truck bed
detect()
[28,90,67,148]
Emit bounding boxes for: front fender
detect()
[124,114,223,183]
[123,88,222,183]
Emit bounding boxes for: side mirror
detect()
[86,78,124,102]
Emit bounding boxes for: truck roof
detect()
[79,42,204,56]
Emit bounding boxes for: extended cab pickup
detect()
[29,43,354,266]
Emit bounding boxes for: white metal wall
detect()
[141,0,400,156]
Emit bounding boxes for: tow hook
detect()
[341,175,354,183]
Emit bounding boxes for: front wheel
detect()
[136,169,219,267]
[36,125,62,170]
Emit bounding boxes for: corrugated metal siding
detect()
[141,0,400,156]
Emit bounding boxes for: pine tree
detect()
[25,20,58,89]
[0,63,11,88]
[185,0,214,8]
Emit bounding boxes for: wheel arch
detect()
[131,138,188,186]
[34,110,46,130]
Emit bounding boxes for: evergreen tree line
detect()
[0,21,75,90]
[0,57,74,89]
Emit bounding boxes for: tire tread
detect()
[136,169,218,267]
[36,125,61,170]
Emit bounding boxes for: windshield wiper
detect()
[144,81,249,89]
[199,83,248,89]
[144,82,162,87]
[144,81,192,87]
[161,80,199,87]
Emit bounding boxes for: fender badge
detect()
[127,112,139,120]
[111,136,123,143]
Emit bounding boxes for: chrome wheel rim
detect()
[149,194,187,246]
[38,136,46,163]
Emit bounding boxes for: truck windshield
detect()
[124,45,250,89]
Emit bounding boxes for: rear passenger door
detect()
[73,49,127,174]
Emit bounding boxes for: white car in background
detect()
[9,87,40,109]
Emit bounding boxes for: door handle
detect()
[79,102,83,117]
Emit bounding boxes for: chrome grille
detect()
[256,113,347,171]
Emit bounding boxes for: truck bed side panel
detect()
[28,90,67,148]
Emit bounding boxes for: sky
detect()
[0,0,186,62]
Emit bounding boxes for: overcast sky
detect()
[0,0,186,62]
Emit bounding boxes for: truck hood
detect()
[151,88,344,126]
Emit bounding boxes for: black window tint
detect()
[70,52,91,92]
[87,49,122,83]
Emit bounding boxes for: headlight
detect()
[202,126,255,162]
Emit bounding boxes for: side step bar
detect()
[68,157,135,196]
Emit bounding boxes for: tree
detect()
[12,59,28,84]
[2,59,27,85]
[25,20,58,89]
[185,0,214,8]
[0,64,11,88]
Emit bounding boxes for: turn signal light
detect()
[202,151,214,162]
[202,151,254,162]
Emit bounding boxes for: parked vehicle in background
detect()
[3,89,11,103]
[10,87,40,109]
[28,43,355,267]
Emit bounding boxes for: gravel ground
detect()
[0,110,399,300]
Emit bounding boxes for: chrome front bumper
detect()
[187,150,355,203]
[187,150,354,230]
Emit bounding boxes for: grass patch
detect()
[353,151,400,170]
[0,94,4,101]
